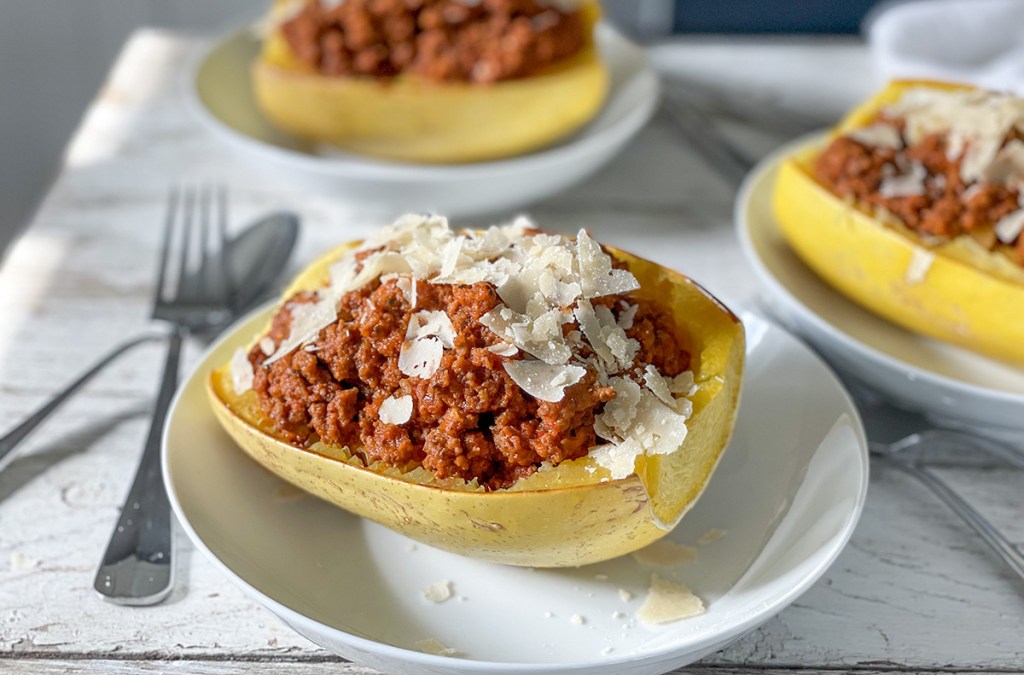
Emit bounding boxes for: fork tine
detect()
[198,184,211,268]
[154,187,180,304]
[177,186,196,298]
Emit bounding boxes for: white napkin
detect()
[867,0,1024,94]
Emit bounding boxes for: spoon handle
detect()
[879,456,1024,581]
[0,332,167,471]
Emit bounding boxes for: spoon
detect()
[0,210,300,472]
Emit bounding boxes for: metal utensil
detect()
[843,374,1024,581]
[0,207,299,474]
[93,185,242,605]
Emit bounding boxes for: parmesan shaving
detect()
[879,161,927,198]
[378,395,413,425]
[848,123,903,149]
[399,336,444,379]
[264,295,339,366]
[995,209,1024,244]
[905,248,935,285]
[258,337,275,356]
[636,575,705,624]
[486,341,518,357]
[406,310,455,348]
[642,365,676,408]
[503,360,585,403]
[230,347,254,394]
[575,230,640,298]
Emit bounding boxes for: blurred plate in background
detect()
[187,24,658,218]
[737,137,1024,436]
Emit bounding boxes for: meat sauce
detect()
[279,0,586,83]
[814,117,1024,265]
[249,276,689,490]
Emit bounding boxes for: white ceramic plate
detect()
[736,137,1024,434]
[164,309,867,675]
[187,24,658,218]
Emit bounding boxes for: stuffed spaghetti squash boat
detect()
[208,215,744,567]
[253,0,609,163]
[774,80,1024,363]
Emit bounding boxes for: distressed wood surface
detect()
[0,29,1022,673]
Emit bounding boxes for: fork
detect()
[94,185,235,605]
[843,375,1024,581]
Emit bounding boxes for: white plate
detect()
[736,137,1024,435]
[164,309,867,675]
[187,24,658,218]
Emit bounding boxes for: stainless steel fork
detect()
[94,185,235,605]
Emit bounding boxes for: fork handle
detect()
[94,327,182,605]
[881,457,1024,581]
[0,332,167,471]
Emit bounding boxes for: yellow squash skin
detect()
[252,3,609,163]
[773,80,1024,364]
[207,242,744,567]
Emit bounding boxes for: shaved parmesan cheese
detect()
[848,123,903,149]
[264,295,339,366]
[879,161,927,198]
[982,139,1024,186]
[480,306,571,365]
[573,300,638,372]
[668,371,697,395]
[438,237,464,278]
[617,302,638,330]
[399,337,444,379]
[503,360,585,403]
[905,248,935,284]
[230,347,254,394]
[589,439,642,480]
[594,377,642,442]
[389,275,418,308]
[631,539,698,567]
[407,310,455,348]
[636,575,705,624]
[258,337,275,356]
[379,395,413,425]
[995,209,1024,244]
[487,341,518,357]
[575,230,640,298]
[422,580,453,603]
[643,365,676,407]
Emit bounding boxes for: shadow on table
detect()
[0,402,149,506]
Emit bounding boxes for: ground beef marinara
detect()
[813,88,1024,266]
[278,0,587,83]
[240,220,692,491]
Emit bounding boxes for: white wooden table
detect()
[1,29,1022,674]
